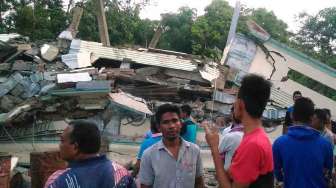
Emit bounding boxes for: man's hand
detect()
[202,120,220,149]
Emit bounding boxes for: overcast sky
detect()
[139,0,336,32]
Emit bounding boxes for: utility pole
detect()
[96,0,110,47]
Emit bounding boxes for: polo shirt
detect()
[139,139,203,188]
[44,155,135,188]
[230,127,274,188]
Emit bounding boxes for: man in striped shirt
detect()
[44,120,135,188]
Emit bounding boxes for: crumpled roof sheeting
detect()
[270,87,292,108]
[69,40,198,72]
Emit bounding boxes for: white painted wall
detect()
[248,46,336,119]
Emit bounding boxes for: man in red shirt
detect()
[205,74,274,188]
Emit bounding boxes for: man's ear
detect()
[73,142,80,153]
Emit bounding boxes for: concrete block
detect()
[40,44,59,62]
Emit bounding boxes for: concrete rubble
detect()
[0,33,287,143]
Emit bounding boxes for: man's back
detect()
[229,127,274,188]
[273,126,333,188]
[218,125,243,170]
[45,155,135,188]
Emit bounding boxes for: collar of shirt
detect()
[68,155,108,168]
[157,138,190,161]
[229,124,244,133]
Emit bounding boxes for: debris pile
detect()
[0,34,234,140]
[0,33,289,141]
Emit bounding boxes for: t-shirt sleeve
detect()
[139,150,154,186]
[196,148,204,177]
[229,143,262,184]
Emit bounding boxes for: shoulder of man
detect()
[45,168,80,188]
[141,141,161,159]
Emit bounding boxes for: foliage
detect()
[158,7,196,53]
[191,0,233,59]
[5,0,67,40]
[293,7,336,69]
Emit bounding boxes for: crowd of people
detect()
[43,74,336,188]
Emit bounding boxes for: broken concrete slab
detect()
[135,67,159,76]
[12,60,33,71]
[43,72,57,81]
[166,77,190,85]
[0,77,18,97]
[0,41,17,62]
[16,44,31,51]
[0,63,11,71]
[57,72,92,83]
[109,92,152,115]
[0,95,16,112]
[30,72,43,83]
[9,84,25,97]
[40,44,59,62]
[61,51,91,69]
[76,80,112,91]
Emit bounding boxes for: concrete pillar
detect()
[96,0,110,47]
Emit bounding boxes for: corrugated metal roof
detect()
[69,40,198,72]
[270,87,292,108]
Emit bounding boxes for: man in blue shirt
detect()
[273,97,333,188]
[45,120,135,188]
[180,104,197,143]
[133,116,162,177]
[283,91,302,134]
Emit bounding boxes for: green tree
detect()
[294,7,336,69]
[191,0,233,59]
[78,0,154,46]
[157,7,196,53]
[7,0,67,40]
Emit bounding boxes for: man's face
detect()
[293,94,302,102]
[59,126,78,161]
[159,112,182,141]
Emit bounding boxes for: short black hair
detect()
[150,116,159,133]
[293,97,314,124]
[238,74,271,118]
[181,104,192,116]
[293,91,302,97]
[156,104,181,124]
[323,108,331,117]
[69,120,101,154]
[314,109,328,125]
